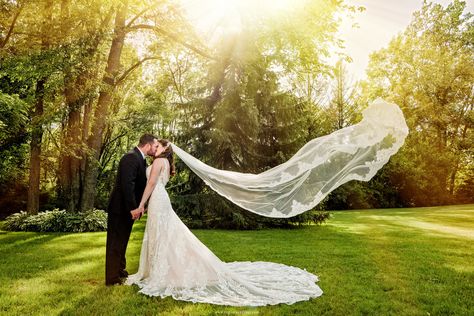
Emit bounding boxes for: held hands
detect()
[130,205,145,220]
[130,209,141,220]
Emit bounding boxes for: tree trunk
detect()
[27,79,45,215]
[57,0,113,212]
[0,3,23,49]
[57,80,83,212]
[81,1,128,211]
[26,0,53,214]
[57,0,77,211]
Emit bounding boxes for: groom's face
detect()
[144,139,159,156]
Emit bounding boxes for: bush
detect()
[288,210,332,227]
[173,193,331,229]
[1,211,29,231]
[2,209,107,232]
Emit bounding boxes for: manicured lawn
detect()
[1,204,473,315]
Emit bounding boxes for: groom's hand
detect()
[130,209,141,220]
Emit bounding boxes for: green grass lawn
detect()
[1,205,473,315]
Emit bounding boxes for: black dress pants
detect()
[105,212,134,285]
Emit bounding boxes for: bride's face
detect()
[155,143,165,157]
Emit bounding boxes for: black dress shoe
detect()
[105,278,124,286]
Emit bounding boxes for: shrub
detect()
[2,209,107,233]
[288,210,332,227]
[1,211,29,231]
[80,209,108,232]
[173,193,331,229]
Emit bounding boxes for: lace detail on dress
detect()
[126,159,322,306]
[145,158,170,186]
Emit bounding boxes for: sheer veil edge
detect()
[171,98,409,218]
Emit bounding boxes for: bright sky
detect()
[179,0,473,81]
[338,0,474,81]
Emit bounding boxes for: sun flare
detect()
[179,0,303,40]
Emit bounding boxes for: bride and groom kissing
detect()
[104,133,323,306]
[105,133,167,286]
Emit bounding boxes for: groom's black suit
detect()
[105,147,147,285]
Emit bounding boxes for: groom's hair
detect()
[138,134,157,146]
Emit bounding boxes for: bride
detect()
[126,139,323,306]
[126,98,408,306]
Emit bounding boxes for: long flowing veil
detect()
[171,98,409,218]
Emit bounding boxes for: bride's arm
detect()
[138,158,164,214]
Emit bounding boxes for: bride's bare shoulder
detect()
[158,157,169,164]
[152,158,165,165]
[152,158,168,168]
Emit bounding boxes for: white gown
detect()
[126,159,323,306]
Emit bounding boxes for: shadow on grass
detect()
[1,206,473,315]
[57,284,216,316]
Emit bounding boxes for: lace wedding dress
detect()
[126,159,323,306]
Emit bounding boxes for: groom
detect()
[105,133,159,285]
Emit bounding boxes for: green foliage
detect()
[2,209,107,232]
[455,166,474,203]
[287,210,332,227]
[172,192,330,230]
[1,211,29,231]
[360,0,473,207]
[0,93,30,215]
[0,93,28,142]
[172,14,341,227]
[0,92,29,154]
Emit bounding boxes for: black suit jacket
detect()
[107,147,147,216]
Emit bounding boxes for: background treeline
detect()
[0,0,472,228]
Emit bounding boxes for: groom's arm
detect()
[119,154,139,213]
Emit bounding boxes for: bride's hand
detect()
[130,208,141,220]
[138,205,145,218]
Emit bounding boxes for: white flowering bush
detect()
[2,209,107,232]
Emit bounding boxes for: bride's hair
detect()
[156,139,176,177]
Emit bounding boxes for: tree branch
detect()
[115,56,162,85]
[127,24,214,60]
[0,5,24,49]
[125,3,162,29]
[101,5,115,29]
[168,5,210,58]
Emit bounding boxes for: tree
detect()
[81,0,129,211]
[56,0,113,212]
[26,0,53,214]
[362,0,473,206]
[327,59,361,130]
[171,0,348,227]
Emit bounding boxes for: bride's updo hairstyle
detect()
[157,139,176,177]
